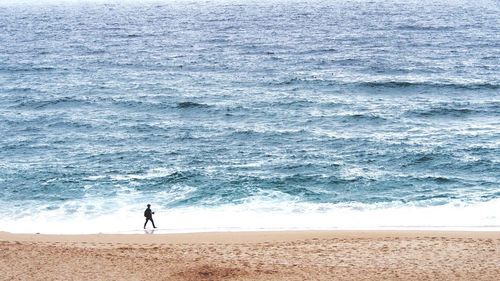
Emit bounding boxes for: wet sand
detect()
[1,230,499,280]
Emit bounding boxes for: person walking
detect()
[144,204,157,229]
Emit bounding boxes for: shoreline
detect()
[1,230,499,280]
[2,229,500,243]
[3,224,500,236]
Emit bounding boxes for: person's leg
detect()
[151,218,156,228]
[144,218,149,229]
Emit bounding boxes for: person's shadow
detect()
[144,229,155,235]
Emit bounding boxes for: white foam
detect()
[109,167,180,181]
[1,195,499,234]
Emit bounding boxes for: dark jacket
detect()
[144,208,152,218]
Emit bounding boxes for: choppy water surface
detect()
[0,0,499,233]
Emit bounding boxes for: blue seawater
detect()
[0,0,499,233]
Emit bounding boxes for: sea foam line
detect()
[1,197,499,234]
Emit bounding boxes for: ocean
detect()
[0,0,499,234]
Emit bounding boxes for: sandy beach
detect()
[0,230,499,281]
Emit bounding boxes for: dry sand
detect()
[0,230,499,281]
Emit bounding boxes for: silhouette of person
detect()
[144,204,157,229]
